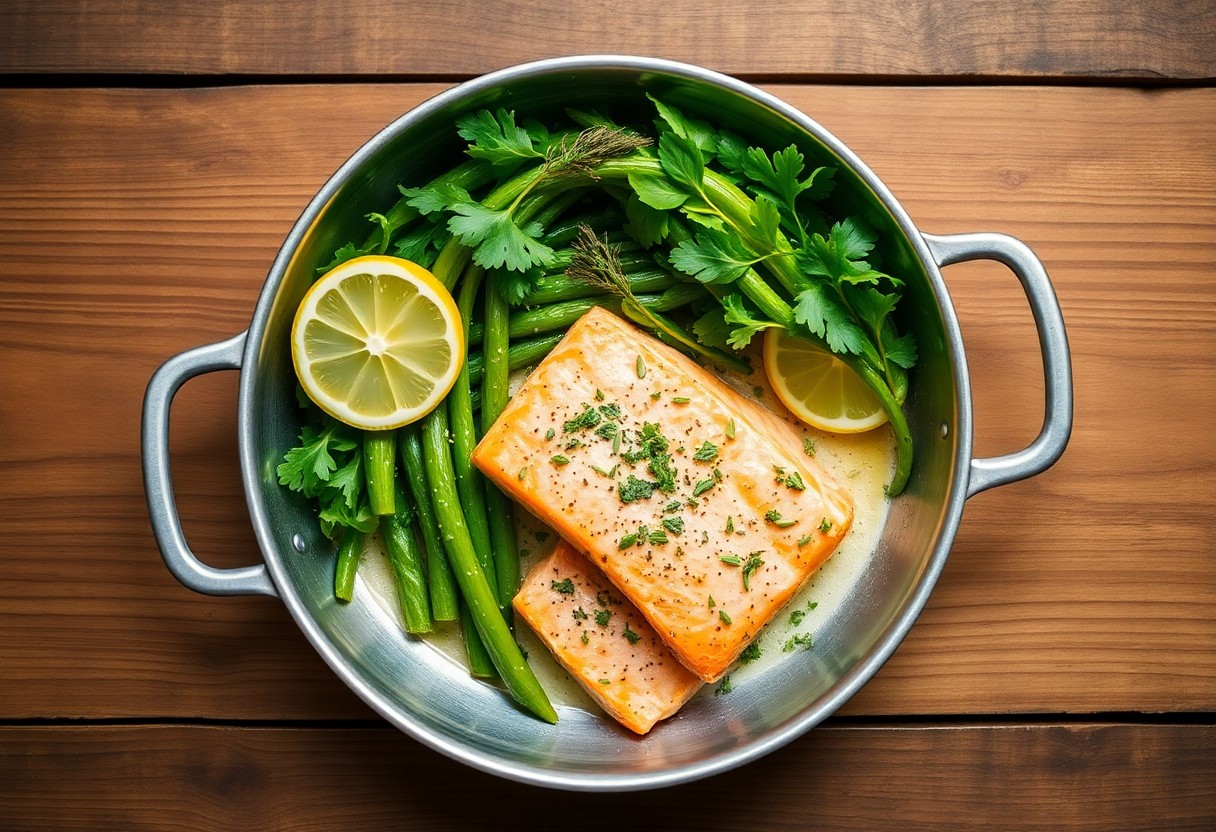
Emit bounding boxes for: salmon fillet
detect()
[513,540,703,734]
[473,307,854,682]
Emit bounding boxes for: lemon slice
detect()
[763,327,887,433]
[291,255,463,430]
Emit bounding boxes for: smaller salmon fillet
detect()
[514,540,703,735]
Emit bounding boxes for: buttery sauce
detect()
[357,361,895,715]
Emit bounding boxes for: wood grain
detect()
[2,723,1213,830]
[1,0,1213,80]
[0,84,1213,722]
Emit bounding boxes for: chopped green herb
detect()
[692,478,716,497]
[563,406,601,433]
[594,422,618,441]
[650,391,661,400]
[719,609,733,625]
[599,678,611,685]
[550,454,570,466]
[741,553,764,590]
[636,355,647,378]
[796,534,812,547]
[618,474,656,503]
[752,385,764,398]
[819,517,833,533]
[803,436,817,457]
[663,500,683,513]
[775,467,805,490]
[725,515,735,534]
[544,428,555,440]
[622,623,641,645]
[661,515,684,535]
[764,509,797,528]
[595,388,605,402]
[648,527,668,545]
[565,437,585,450]
[612,429,622,455]
[517,467,527,481]
[726,418,736,439]
[534,530,550,542]
[693,440,719,463]
[808,601,819,611]
[672,396,691,404]
[719,554,743,566]
[596,591,611,608]
[715,674,733,696]
[783,633,813,652]
[591,463,618,478]
[595,609,612,626]
[550,578,575,595]
[789,609,805,626]
[708,595,716,608]
[599,402,622,421]
[618,533,638,549]
[739,642,763,664]
[573,607,589,621]
[712,467,723,482]
[581,630,589,644]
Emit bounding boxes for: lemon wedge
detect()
[291,255,463,430]
[763,327,887,433]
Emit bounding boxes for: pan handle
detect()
[923,232,1073,498]
[141,333,278,597]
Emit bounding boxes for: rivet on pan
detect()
[292,533,307,552]
[940,422,949,439]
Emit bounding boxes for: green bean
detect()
[481,276,520,611]
[460,600,496,678]
[362,431,397,516]
[465,332,565,390]
[399,426,459,621]
[507,283,706,340]
[420,403,557,722]
[333,529,363,603]
[448,264,499,603]
[380,491,432,634]
[518,265,674,307]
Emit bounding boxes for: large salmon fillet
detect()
[513,540,703,734]
[473,307,854,682]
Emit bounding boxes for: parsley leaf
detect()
[739,642,763,664]
[618,475,656,504]
[391,219,448,268]
[627,172,689,210]
[692,440,719,463]
[722,293,781,349]
[657,131,705,191]
[456,108,544,170]
[792,282,874,357]
[670,227,762,285]
[783,633,814,652]
[647,94,718,156]
[276,422,356,495]
[624,193,670,248]
[551,578,575,595]
[622,623,641,645]
[398,181,472,216]
[447,201,555,273]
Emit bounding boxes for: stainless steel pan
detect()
[142,55,1072,790]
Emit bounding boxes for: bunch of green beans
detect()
[303,160,719,725]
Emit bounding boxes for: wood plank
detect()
[1,0,1213,80]
[0,84,1213,720]
[1,723,1212,829]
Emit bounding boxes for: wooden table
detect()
[2,2,1213,828]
